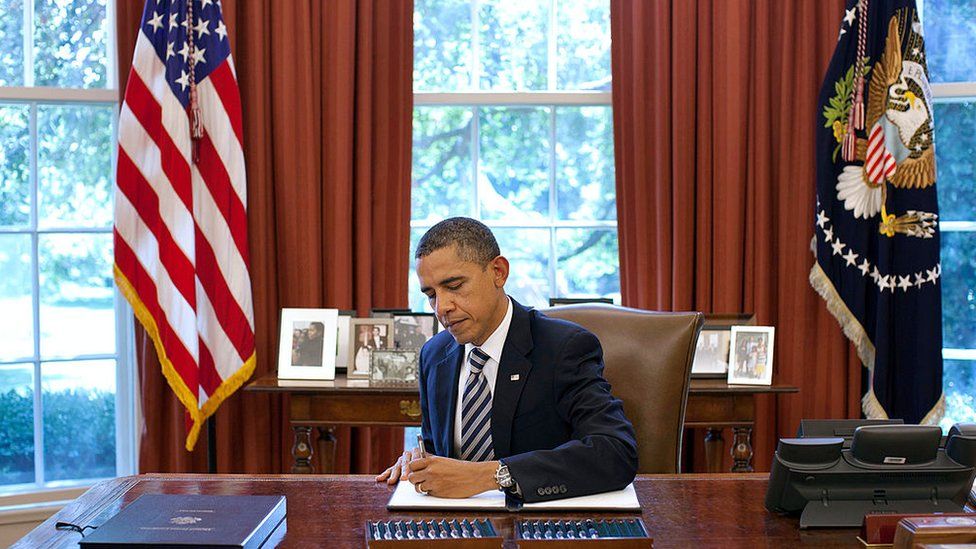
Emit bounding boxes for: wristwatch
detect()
[494,462,515,491]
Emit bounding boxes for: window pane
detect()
[37,104,114,228]
[0,104,30,227]
[412,107,474,223]
[479,107,550,222]
[922,0,976,83]
[414,0,473,91]
[33,0,109,88]
[494,228,550,308]
[39,233,114,359]
[42,359,115,481]
[0,363,34,487]
[408,227,430,313]
[555,228,619,300]
[0,235,34,362]
[478,1,548,91]
[942,359,976,428]
[941,231,976,349]
[933,102,976,222]
[0,0,24,85]
[556,0,611,91]
[556,106,615,221]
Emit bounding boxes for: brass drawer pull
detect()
[399,400,422,418]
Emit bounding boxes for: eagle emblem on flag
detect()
[812,0,943,425]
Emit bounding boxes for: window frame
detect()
[411,0,619,309]
[0,0,138,497]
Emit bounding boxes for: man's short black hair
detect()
[415,217,500,265]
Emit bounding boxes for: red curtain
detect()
[117,0,413,474]
[611,0,863,471]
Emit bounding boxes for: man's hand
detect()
[374,447,422,484]
[407,457,498,498]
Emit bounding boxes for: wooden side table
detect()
[244,374,798,474]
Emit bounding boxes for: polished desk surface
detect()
[17,473,866,548]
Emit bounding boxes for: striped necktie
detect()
[459,347,495,461]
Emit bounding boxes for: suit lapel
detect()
[491,300,534,458]
[432,341,463,458]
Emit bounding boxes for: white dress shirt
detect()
[453,297,513,453]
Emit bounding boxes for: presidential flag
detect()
[114,0,255,450]
[811,0,942,424]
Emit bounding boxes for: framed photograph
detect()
[393,313,437,350]
[691,313,756,378]
[277,308,339,380]
[728,326,775,385]
[335,311,354,370]
[348,318,394,379]
[369,349,419,385]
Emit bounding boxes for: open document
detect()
[387,481,640,512]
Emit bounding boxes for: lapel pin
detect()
[510,374,520,381]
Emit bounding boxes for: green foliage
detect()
[0,105,30,227]
[0,388,115,486]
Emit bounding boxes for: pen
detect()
[416,434,427,458]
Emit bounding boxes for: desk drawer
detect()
[290,394,424,426]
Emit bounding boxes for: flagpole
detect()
[207,416,217,474]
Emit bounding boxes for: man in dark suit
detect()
[375,217,636,502]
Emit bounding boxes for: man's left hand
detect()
[407,457,498,498]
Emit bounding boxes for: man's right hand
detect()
[374,447,422,484]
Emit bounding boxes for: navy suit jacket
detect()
[418,299,638,502]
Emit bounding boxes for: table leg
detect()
[316,426,337,474]
[291,426,314,474]
[731,427,754,472]
[704,428,724,473]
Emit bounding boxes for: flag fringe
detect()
[810,261,944,424]
[114,264,256,451]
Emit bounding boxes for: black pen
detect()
[416,434,427,458]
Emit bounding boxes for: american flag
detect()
[114,0,255,450]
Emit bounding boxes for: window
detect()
[0,0,136,493]
[409,0,619,312]
[921,0,976,427]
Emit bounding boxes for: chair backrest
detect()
[542,304,703,473]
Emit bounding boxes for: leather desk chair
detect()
[542,304,704,473]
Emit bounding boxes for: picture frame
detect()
[277,308,339,380]
[728,326,775,386]
[691,313,756,378]
[370,308,412,319]
[335,310,354,370]
[393,312,438,350]
[347,318,394,379]
[369,349,419,385]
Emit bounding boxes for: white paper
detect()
[387,481,640,511]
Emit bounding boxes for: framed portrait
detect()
[393,313,437,350]
[335,311,354,370]
[728,326,775,386]
[348,318,394,379]
[691,313,756,378]
[277,308,339,380]
[369,349,419,385]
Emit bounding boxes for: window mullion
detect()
[29,102,44,488]
[548,0,557,91]
[23,0,35,87]
[549,106,557,297]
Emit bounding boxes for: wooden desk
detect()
[245,375,798,474]
[15,473,863,548]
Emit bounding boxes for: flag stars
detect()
[878,275,891,292]
[858,259,871,276]
[166,41,174,60]
[817,210,829,228]
[215,20,227,40]
[175,70,190,91]
[146,11,164,32]
[169,13,180,31]
[913,272,925,288]
[192,47,206,65]
[842,249,859,266]
[824,227,834,242]
[843,7,856,26]
[925,267,939,284]
[202,0,214,7]
[831,240,845,256]
[870,267,881,284]
[897,275,912,292]
[178,42,190,62]
[194,18,211,38]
